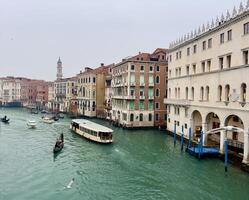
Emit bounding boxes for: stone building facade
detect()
[111,48,167,128]
[165,3,249,164]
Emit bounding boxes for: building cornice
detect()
[169,10,249,53]
[168,64,249,81]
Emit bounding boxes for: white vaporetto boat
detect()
[70,119,113,144]
[27,120,37,128]
[41,116,54,124]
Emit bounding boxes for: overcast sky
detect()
[0,0,241,81]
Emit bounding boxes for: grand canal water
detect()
[0,108,249,200]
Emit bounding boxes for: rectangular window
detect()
[207,60,211,72]
[186,65,190,75]
[208,38,212,48]
[227,30,232,41]
[155,102,160,109]
[140,65,144,71]
[179,51,182,59]
[179,67,181,76]
[201,62,205,72]
[148,88,153,97]
[187,47,190,56]
[169,70,172,77]
[220,33,224,44]
[175,68,178,77]
[149,66,153,71]
[202,41,206,50]
[129,100,134,110]
[139,100,144,110]
[227,55,231,68]
[131,65,135,70]
[219,57,224,69]
[193,45,197,54]
[176,52,178,60]
[140,75,144,85]
[149,74,153,84]
[244,22,249,35]
[139,89,144,96]
[243,50,249,65]
[193,64,196,74]
[148,100,153,110]
[130,74,135,83]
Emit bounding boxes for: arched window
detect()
[148,113,152,121]
[139,113,143,122]
[200,87,204,100]
[218,85,222,101]
[130,113,134,122]
[177,88,180,99]
[155,76,160,84]
[169,88,171,98]
[225,84,230,101]
[191,87,194,100]
[241,83,247,102]
[185,87,189,100]
[156,89,160,97]
[206,86,210,101]
[175,88,177,98]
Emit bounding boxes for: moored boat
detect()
[27,120,37,128]
[70,119,113,144]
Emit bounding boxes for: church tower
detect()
[56,57,63,80]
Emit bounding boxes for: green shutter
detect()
[148,100,153,110]
[148,88,153,97]
[129,100,134,110]
[149,74,153,84]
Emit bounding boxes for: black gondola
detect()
[53,134,64,153]
[1,116,10,123]
[52,116,59,121]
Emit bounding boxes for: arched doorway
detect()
[224,115,244,154]
[205,112,221,146]
[191,110,202,141]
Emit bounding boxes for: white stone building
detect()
[0,77,21,106]
[165,2,249,164]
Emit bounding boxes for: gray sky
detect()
[0,0,241,81]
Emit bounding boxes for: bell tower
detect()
[57,57,63,80]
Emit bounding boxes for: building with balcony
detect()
[165,2,249,164]
[111,48,167,128]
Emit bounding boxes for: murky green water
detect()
[0,108,248,200]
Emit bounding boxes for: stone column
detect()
[243,128,249,164]
[220,130,225,154]
[202,122,208,146]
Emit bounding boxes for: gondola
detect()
[1,116,10,123]
[53,134,64,153]
[52,116,59,121]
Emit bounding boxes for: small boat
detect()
[53,133,64,153]
[70,119,113,144]
[41,116,54,124]
[27,120,37,128]
[57,113,64,119]
[52,115,59,121]
[1,116,10,123]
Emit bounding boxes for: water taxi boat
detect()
[27,120,37,128]
[70,119,113,144]
[41,116,54,124]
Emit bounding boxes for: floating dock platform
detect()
[186,146,220,158]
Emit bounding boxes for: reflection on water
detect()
[0,108,249,200]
